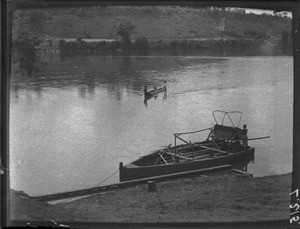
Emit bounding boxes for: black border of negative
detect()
[1,1,299,228]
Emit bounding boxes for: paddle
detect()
[248,136,270,141]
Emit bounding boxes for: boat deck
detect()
[132,142,244,166]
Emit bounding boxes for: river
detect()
[9,52,293,196]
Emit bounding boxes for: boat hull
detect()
[119,147,254,182]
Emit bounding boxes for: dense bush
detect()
[244,29,269,40]
[13,36,42,76]
[59,39,124,54]
[133,36,149,50]
[280,29,292,54]
[171,40,177,49]
[58,39,66,49]
[181,39,189,49]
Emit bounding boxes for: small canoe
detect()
[144,85,166,99]
[119,110,256,182]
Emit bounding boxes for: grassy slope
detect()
[60,172,291,222]
[13,6,291,41]
[11,172,291,223]
[10,191,89,222]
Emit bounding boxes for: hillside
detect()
[13,6,291,42]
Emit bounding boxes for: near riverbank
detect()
[10,171,291,224]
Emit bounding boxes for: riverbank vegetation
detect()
[57,37,264,55]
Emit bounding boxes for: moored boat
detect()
[119,110,259,182]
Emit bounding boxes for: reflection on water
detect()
[144,91,167,107]
[10,52,293,196]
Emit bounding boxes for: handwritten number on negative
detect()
[290,203,300,211]
[290,189,300,224]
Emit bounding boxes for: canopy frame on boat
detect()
[212,110,243,128]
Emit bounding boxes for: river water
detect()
[10,52,293,196]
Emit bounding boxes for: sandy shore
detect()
[10,171,291,224]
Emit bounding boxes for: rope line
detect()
[56,168,119,205]
[90,168,119,189]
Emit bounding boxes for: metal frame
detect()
[212,110,243,128]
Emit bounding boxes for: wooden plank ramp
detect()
[30,164,231,202]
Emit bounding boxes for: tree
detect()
[13,36,42,76]
[134,36,149,50]
[116,21,136,50]
[12,10,43,76]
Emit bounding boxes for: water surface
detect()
[10,53,293,196]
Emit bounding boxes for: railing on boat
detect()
[173,127,213,162]
[160,110,269,165]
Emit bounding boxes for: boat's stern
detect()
[119,162,125,182]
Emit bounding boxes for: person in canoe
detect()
[144,84,157,94]
[162,81,167,90]
[144,85,147,93]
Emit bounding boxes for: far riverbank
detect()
[37,37,287,56]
